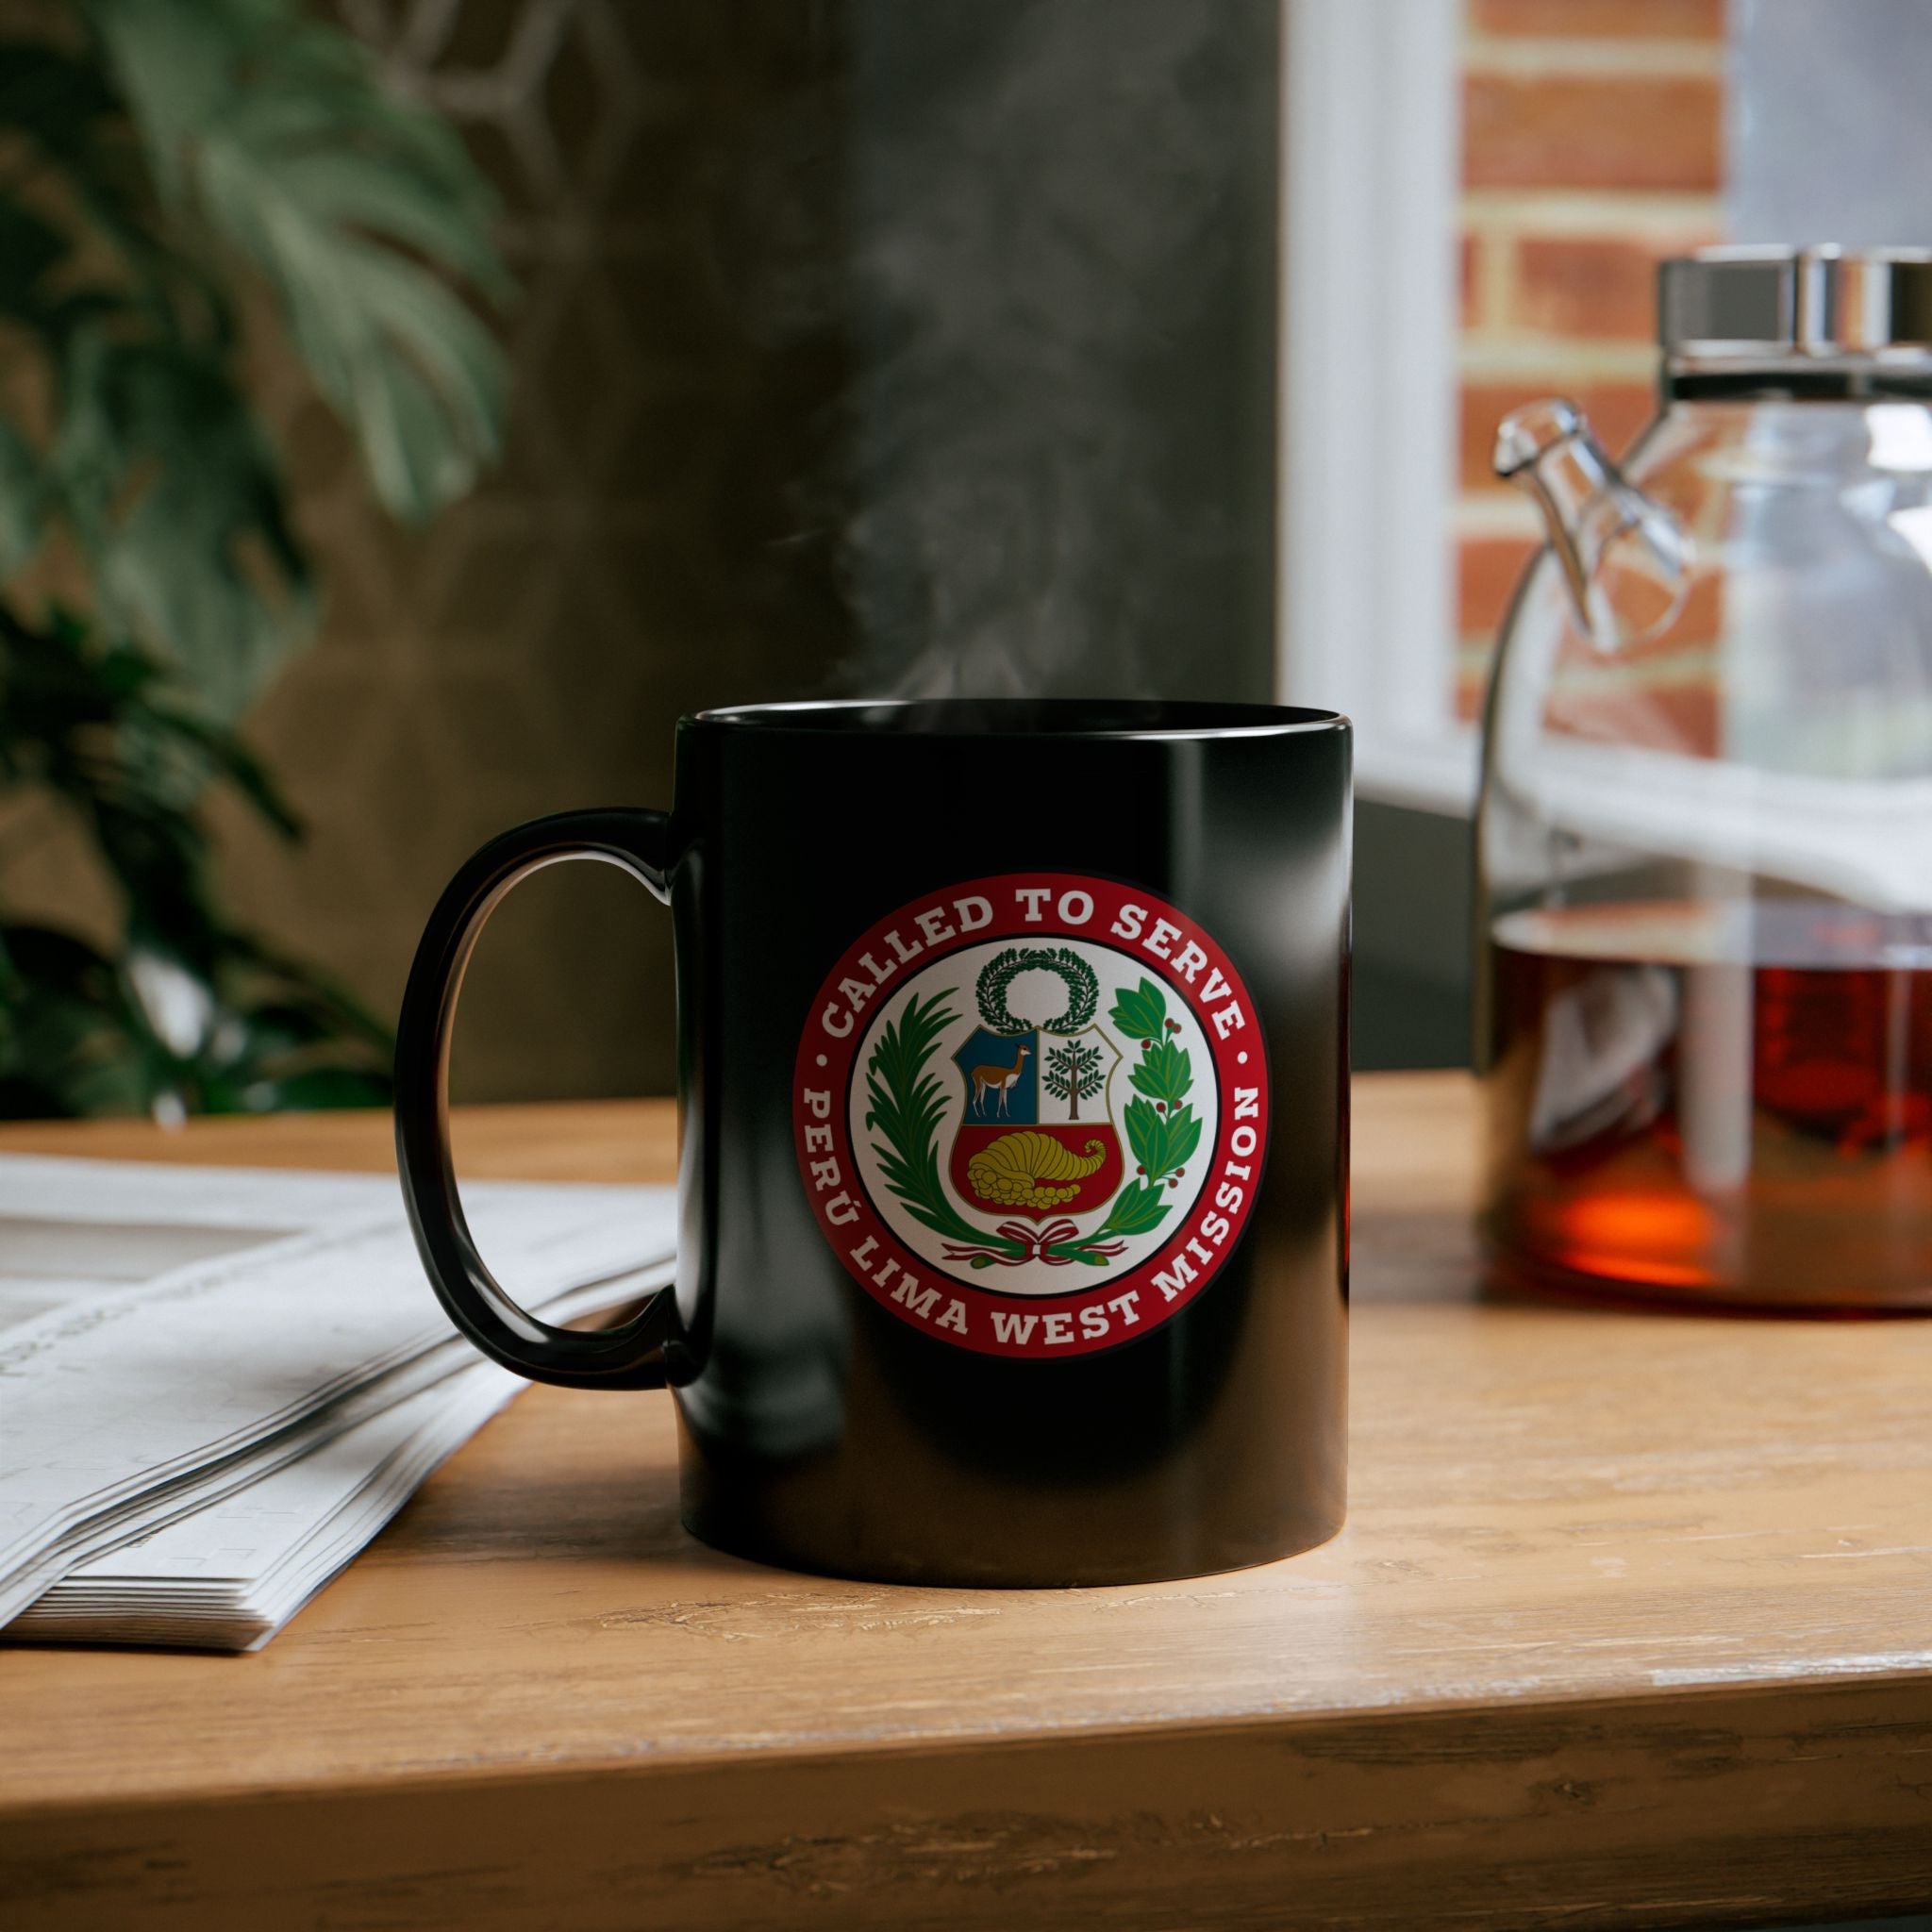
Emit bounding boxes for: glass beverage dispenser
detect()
[1478,246,1932,1309]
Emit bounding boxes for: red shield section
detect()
[948,1122,1125,1224]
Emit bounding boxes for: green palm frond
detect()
[863,991,1024,1257]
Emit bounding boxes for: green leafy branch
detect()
[863,990,1025,1263]
[1124,1092,1202,1183]
[1130,1036,1191,1107]
[1046,977,1200,1264]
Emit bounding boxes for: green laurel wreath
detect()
[863,990,1026,1265]
[976,946,1099,1034]
[1046,976,1202,1265]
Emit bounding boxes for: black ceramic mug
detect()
[395,699,1350,1586]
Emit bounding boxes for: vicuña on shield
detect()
[969,1042,1032,1116]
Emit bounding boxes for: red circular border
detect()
[792,872,1270,1358]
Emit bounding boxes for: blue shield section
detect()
[952,1027,1040,1123]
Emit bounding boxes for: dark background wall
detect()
[836,0,1278,702]
[1353,801,1471,1072]
[198,0,1285,1103]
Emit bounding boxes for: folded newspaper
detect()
[0,1156,675,1652]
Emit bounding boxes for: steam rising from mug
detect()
[766,0,1279,701]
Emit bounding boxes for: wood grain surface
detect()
[3,1074,1931,1930]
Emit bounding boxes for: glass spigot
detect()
[1494,397,1692,650]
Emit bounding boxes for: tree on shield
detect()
[1042,1040,1104,1120]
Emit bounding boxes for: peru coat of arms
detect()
[793,873,1269,1359]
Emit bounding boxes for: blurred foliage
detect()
[0,0,508,1118]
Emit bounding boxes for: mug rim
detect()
[688,698,1349,741]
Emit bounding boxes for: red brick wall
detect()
[1454,0,1725,720]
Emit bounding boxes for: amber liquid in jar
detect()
[1483,900,1932,1309]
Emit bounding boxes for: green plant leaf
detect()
[143,704,301,838]
[91,0,509,525]
[83,0,235,199]
[1108,978,1167,1042]
[53,331,313,713]
[0,35,228,349]
[0,198,70,326]
[0,43,123,165]
[0,418,43,572]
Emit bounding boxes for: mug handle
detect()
[394,808,680,1390]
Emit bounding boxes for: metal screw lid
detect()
[1659,246,1932,363]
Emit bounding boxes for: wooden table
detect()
[4,1074,1931,1931]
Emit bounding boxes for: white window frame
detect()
[1276,0,1476,815]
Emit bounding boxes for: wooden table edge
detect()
[9,1658,1932,1823]
[9,1671,1932,1929]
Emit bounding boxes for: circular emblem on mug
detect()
[793,873,1269,1358]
